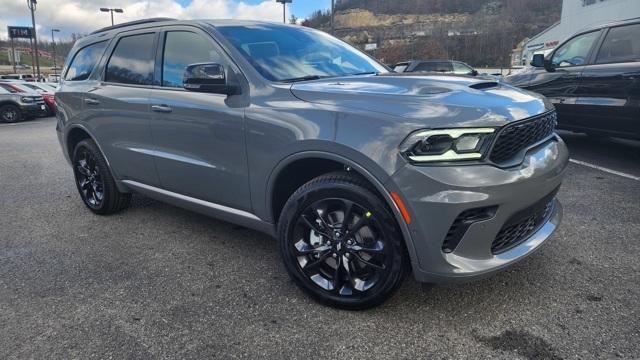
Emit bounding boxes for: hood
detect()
[290,74,551,128]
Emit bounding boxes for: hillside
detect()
[305,0,562,66]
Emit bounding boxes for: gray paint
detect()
[55,19,568,283]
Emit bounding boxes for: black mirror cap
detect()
[471,69,479,76]
[183,63,240,95]
[530,54,545,68]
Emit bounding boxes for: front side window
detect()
[552,31,600,67]
[452,62,474,75]
[596,24,640,64]
[64,41,107,81]
[162,31,226,88]
[216,24,387,82]
[106,33,155,86]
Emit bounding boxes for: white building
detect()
[514,0,640,66]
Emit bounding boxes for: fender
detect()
[64,123,129,193]
[265,150,419,270]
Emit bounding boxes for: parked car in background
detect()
[393,60,479,76]
[0,82,51,117]
[504,18,640,140]
[19,82,57,115]
[47,74,61,83]
[0,85,47,123]
[0,74,36,82]
[56,19,567,309]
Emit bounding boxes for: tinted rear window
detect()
[65,41,108,81]
[596,24,640,64]
[414,62,453,72]
[105,33,155,85]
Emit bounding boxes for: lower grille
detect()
[491,189,558,254]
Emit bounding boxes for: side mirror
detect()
[530,54,545,68]
[471,69,479,76]
[183,63,240,95]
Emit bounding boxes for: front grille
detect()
[442,206,497,253]
[491,188,559,254]
[489,111,557,165]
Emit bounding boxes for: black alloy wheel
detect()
[72,139,131,215]
[278,172,406,310]
[74,147,105,209]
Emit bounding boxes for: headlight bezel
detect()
[399,127,497,163]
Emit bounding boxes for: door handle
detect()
[151,104,172,113]
[84,98,100,105]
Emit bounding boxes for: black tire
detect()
[277,171,407,310]
[0,104,21,123]
[72,139,131,215]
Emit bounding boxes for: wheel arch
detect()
[65,124,127,193]
[265,151,419,269]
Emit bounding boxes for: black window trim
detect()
[101,30,160,89]
[153,25,247,94]
[63,40,109,82]
[593,23,640,65]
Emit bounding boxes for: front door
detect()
[526,30,602,130]
[148,28,251,211]
[577,23,640,138]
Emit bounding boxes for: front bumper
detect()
[387,135,569,283]
[19,102,48,118]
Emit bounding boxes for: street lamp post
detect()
[331,0,335,35]
[100,7,124,26]
[27,0,41,81]
[51,29,60,77]
[275,0,292,24]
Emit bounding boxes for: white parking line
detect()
[569,158,640,181]
[0,121,44,127]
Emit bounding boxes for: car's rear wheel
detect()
[0,104,21,123]
[278,172,406,310]
[72,139,130,215]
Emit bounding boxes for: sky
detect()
[0,0,332,41]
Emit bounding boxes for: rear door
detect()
[148,27,251,211]
[85,30,160,185]
[577,23,640,138]
[525,30,602,129]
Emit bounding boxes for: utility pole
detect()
[27,0,41,81]
[51,29,60,77]
[275,0,292,24]
[331,0,335,35]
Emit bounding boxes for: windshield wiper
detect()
[348,71,379,76]
[280,75,328,83]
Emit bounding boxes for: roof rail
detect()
[90,18,176,35]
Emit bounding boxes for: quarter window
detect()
[596,24,640,64]
[106,33,155,86]
[551,31,600,67]
[64,41,107,81]
[162,31,226,88]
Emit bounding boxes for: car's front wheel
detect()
[72,139,131,215]
[0,104,21,123]
[278,172,407,310]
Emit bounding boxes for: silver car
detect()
[55,19,568,309]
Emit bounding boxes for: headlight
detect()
[21,96,34,103]
[399,128,496,162]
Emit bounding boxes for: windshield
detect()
[216,24,388,82]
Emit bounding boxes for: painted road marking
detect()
[570,158,639,182]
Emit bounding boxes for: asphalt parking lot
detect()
[1,116,638,359]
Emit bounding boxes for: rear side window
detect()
[106,33,155,86]
[596,24,640,64]
[64,41,107,81]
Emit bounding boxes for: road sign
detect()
[8,26,34,39]
[276,0,292,3]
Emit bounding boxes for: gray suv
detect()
[56,19,568,309]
